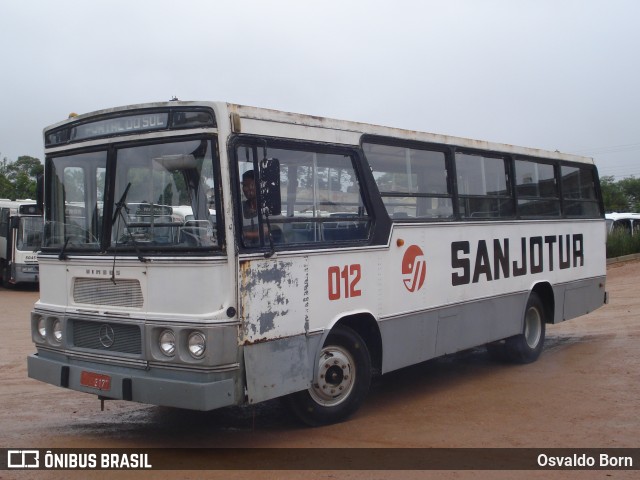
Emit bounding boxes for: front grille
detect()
[72,319,142,355]
[73,278,144,308]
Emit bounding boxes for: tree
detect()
[600,176,629,212]
[5,156,43,181]
[0,172,13,199]
[618,177,640,212]
[0,155,43,200]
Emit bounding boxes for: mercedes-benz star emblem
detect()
[99,324,115,348]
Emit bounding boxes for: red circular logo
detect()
[402,245,427,292]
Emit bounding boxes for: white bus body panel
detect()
[241,219,606,403]
[38,256,233,320]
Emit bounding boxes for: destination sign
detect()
[71,113,169,141]
[65,205,85,217]
[45,108,216,147]
[18,204,39,215]
[133,204,173,216]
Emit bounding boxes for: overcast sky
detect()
[1,0,639,178]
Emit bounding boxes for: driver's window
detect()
[236,142,371,248]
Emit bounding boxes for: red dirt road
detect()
[0,261,638,479]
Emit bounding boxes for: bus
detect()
[28,101,607,425]
[605,212,640,236]
[0,199,42,287]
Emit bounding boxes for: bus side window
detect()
[613,220,632,234]
[561,165,601,218]
[363,142,453,221]
[0,209,8,237]
[455,152,513,219]
[515,159,560,218]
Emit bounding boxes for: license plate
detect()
[80,371,112,391]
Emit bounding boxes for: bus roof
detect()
[0,199,37,207]
[605,212,640,221]
[44,100,594,165]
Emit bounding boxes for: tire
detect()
[504,292,546,364]
[1,262,11,289]
[285,325,371,426]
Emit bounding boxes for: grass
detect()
[606,229,640,258]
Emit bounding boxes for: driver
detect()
[241,170,260,244]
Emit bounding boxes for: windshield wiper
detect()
[54,223,98,261]
[111,183,147,284]
[58,237,71,261]
[112,182,132,225]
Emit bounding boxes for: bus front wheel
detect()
[505,292,546,364]
[1,262,11,289]
[285,325,371,426]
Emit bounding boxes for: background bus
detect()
[29,101,607,425]
[605,212,640,236]
[0,199,42,287]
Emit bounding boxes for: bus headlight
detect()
[188,331,206,359]
[52,319,63,344]
[159,330,176,357]
[37,317,47,340]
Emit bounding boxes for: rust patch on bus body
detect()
[239,258,306,344]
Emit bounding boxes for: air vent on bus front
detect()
[73,278,144,309]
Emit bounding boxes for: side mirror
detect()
[260,158,281,216]
[10,216,20,229]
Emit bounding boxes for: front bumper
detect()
[27,352,238,411]
[9,263,39,285]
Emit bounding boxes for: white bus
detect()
[0,199,42,287]
[28,101,607,425]
[605,212,640,236]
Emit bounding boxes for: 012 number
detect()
[328,264,362,300]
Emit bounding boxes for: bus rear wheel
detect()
[285,325,371,426]
[505,292,546,364]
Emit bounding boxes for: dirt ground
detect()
[0,260,638,479]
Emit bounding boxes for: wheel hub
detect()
[310,347,356,406]
[524,307,542,349]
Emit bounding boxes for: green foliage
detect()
[600,176,628,212]
[0,172,13,198]
[10,156,44,179]
[601,175,640,213]
[607,228,640,258]
[618,177,640,211]
[0,155,43,200]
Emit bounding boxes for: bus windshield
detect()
[17,216,43,251]
[45,138,219,251]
